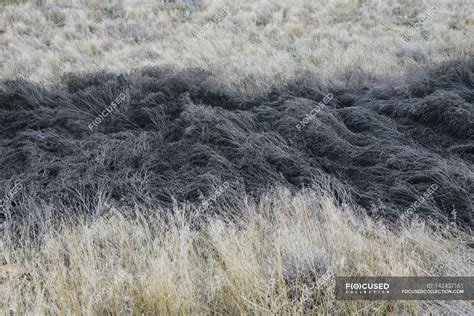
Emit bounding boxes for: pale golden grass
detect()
[0,0,473,95]
[1,188,471,314]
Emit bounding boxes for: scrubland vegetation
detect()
[2,188,472,314]
[0,0,472,314]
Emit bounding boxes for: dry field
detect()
[0,0,473,314]
[2,188,472,314]
[0,0,473,95]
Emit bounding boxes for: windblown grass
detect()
[1,188,471,314]
[2,60,472,226]
[0,1,472,314]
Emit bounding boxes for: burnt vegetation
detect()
[0,59,472,229]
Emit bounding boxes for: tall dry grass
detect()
[1,188,471,314]
[0,0,473,95]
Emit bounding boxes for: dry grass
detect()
[1,188,471,314]
[0,0,473,95]
[0,1,472,314]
